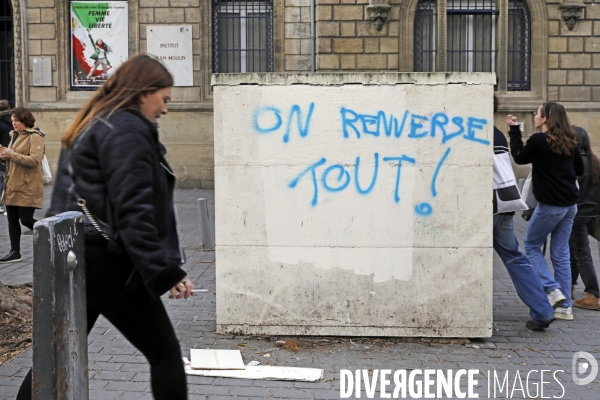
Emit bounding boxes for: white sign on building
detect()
[147,25,193,87]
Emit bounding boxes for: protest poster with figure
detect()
[70,1,129,88]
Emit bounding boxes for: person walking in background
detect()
[492,96,556,330]
[570,126,600,310]
[0,99,12,215]
[0,107,45,263]
[508,102,583,321]
[16,54,193,400]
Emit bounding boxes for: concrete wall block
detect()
[341,0,357,4]
[185,7,201,23]
[586,4,600,19]
[28,23,56,40]
[380,38,399,53]
[548,86,559,101]
[318,38,332,53]
[546,5,561,20]
[340,54,356,69]
[548,21,560,36]
[40,8,57,23]
[171,87,201,102]
[340,22,356,37]
[285,7,302,22]
[140,8,155,23]
[28,40,42,56]
[317,54,340,69]
[286,39,302,55]
[549,54,559,69]
[286,23,311,38]
[548,37,567,53]
[594,54,600,68]
[567,70,584,85]
[584,37,600,52]
[169,0,200,6]
[559,54,591,69]
[27,0,54,7]
[29,87,57,102]
[300,7,312,22]
[560,20,592,36]
[559,86,591,101]
[41,39,58,55]
[364,38,379,53]
[27,8,41,24]
[285,55,312,70]
[300,39,311,55]
[155,8,185,23]
[548,70,567,85]
[213,76,495,336]
[356,54,387,69]
[388,21,399,36]
[140,0,169,6]
[568,37,584,53]
[333,38,364,53]
[318,0,341,4]
[317,5,333,20]
[388,54,398,69]
[592,87,600,101]
[585,70,600,85]
[333,5,364,20]
[317,21,340,36]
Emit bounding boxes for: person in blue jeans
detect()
[493,97,556,330]
[508,103,584,321]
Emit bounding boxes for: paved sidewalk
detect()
[0,189,599,399]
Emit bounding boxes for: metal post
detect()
[198,198,214,250]
[32,212,88,400]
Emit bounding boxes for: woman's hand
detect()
[169,278,195,300]
[0,148,14,159]
[506,115,519,126]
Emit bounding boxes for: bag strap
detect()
[67,123,116,242]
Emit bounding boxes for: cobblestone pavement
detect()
[0,189,599,399]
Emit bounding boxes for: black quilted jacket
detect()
[48,109,186,298]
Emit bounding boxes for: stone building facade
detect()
[3,0,600,186]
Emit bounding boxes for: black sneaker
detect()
[525,318,555,331]
[0,251,22,263]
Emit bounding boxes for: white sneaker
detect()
[547,289,567,309]
[554,307,574,321]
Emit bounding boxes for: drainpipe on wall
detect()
[311,0,316,72]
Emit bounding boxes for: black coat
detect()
[0,110,12,172]
[48,109,186,298]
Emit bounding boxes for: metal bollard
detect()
[32,212,88,400]
[198,198,214,250]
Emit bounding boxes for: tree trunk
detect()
[0,282,32,316]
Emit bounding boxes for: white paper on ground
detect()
[183,358,323,382]
[189,349,245,370]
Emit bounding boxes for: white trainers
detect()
[555,307,574,321]
[547,289,567,309]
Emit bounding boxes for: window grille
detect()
[213,0,274,73]
[414,0,530,91]
[0,0,14,106]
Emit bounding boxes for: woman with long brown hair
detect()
[17,54,193,399]
[569,126,600,310]
[507,102,583,322]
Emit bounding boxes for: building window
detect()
[414,0,530,91]
[0,0,14,107]
[213,0,274,73]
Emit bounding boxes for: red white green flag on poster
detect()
[70,1,129,88]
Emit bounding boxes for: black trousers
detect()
[569,216,600,298]
[17,243,188,400]
[5,206,36,252]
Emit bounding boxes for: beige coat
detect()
[1,129,45,208]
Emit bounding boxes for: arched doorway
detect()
[0,0,14,107]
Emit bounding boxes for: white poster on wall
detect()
[147,25,193,87]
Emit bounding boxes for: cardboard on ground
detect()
[189,349,245,370]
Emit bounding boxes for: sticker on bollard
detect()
[32,211,88,400]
